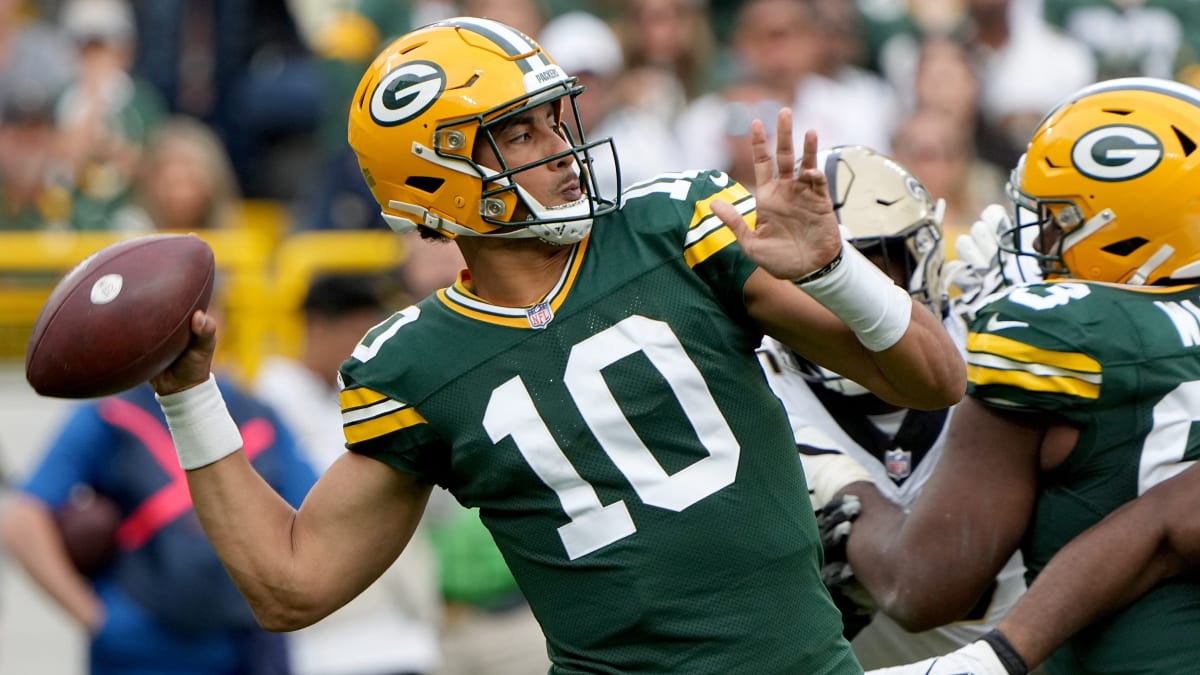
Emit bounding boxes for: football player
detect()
[870,458,1200,675]
[758,145,1029,667]
[824,77,1200,674]
[144,17,965,675]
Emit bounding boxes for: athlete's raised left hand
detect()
[710,109,843,282]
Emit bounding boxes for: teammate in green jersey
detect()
[819,77,1200,675]
[144,17,965,674]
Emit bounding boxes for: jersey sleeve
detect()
[625,170,760,316]
[683,172,760,312]
[338,375,451,486]
[965,283,1103,418]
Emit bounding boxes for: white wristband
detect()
[796,242,912,352]
[155,374,242,470]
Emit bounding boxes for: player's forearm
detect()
[185,452,320,631]
[864,303,966,411]
[845,486,1000,630]
[748,271,965,411]
[1000,465,1200,668]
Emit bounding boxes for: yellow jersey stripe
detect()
[967,351,1102,384]
[685,227,737,268]
[684,188,755,268]
[339,386,390,410]
[343,405,428,444]
[967,332,1101,374]
[691,184,752,230]
[968,364,1101,399]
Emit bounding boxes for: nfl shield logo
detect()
[526,301,555,329]
[884,448,912,481]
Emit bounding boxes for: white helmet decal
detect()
[371,61,446,127]
[1071,125,1162,181]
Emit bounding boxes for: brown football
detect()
[25,234,215,399]
[54,487,121,577]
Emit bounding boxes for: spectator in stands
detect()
[0,0,77,230]
[1042,0,1195,82]
[678,78,785,189]
[792,0,902,153]
[889,106,1006,247]
[539,10,684,194]
[0,0,77,116]
[961,0,1096,169]
[128,0,321,200]
[0,80,73,230]
[254,274,443,675]
[54,0,167,231]
[726,0,820,106]
[0,375,316,675]
[298,6,388,232]
[112,116,240,232]
[614,0,722,101]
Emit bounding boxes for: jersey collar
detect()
[436,237,589,328]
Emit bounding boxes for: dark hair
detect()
[301,274,388,318]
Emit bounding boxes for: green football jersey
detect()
[339,171,857,674]
[967,280,1200,674]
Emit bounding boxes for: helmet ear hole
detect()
[1101,237,1149,257]
[406,176,445,194]
[1173,127,1196,155]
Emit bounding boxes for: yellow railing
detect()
[0,220,410,386]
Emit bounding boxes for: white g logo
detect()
[1071,125,1162,181]
[370,61,446,127]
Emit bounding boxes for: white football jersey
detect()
[756,315,1027,669]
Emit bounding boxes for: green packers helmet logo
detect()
[370,61,445,127]
[1071,124,1162,182]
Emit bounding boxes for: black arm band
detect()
[792,248,845,285]
[980,629,1028,675]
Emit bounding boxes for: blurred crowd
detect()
[3,0,1199,673]
[6,0,1199,246]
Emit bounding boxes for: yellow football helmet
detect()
[799,145,947,396]
[347,17,620,245]
[1007,77,1200,284]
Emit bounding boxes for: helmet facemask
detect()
[462,85,621,244]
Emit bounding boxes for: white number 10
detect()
[483,316,741,559]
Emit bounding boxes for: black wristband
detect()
[980,629,1028,675]
[792,248,844,285]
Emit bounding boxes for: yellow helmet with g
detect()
[1007,77,1200,285]
[347,17,619,245]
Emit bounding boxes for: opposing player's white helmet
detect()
[799,145,947,397]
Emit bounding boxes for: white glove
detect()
[798,448,873,512]
[866,634,1026,675]
[944,204,1044,323]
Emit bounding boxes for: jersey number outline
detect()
[483,315,741,560]
[1007,282,1091,310]
[1139,380,1200,495]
